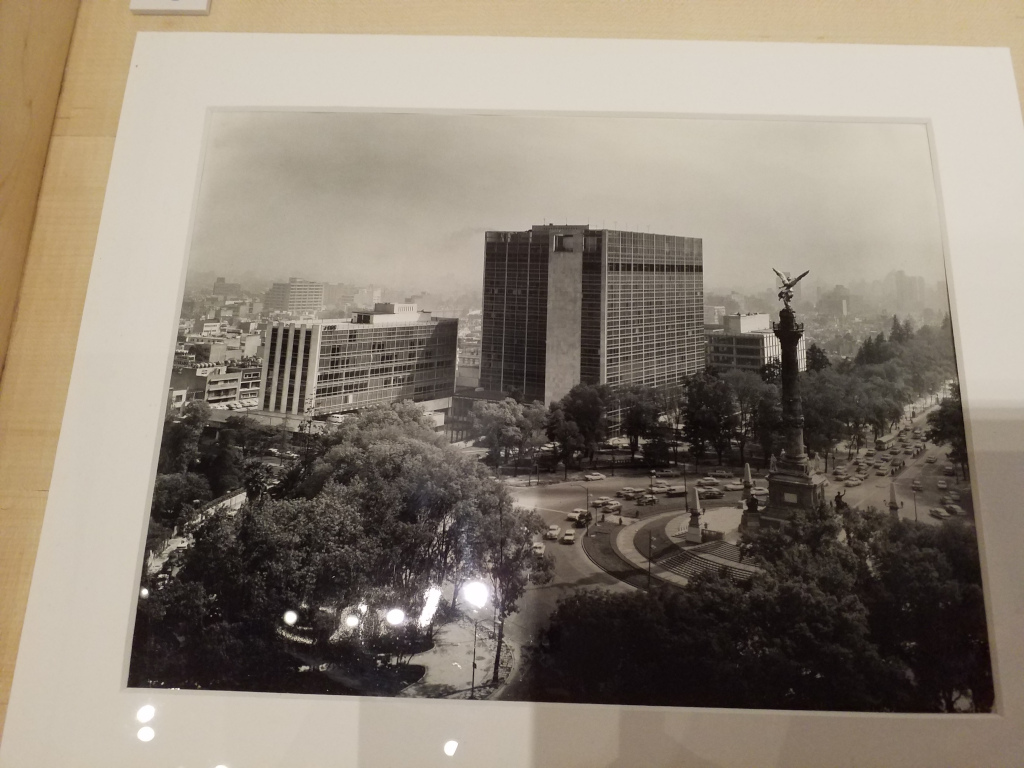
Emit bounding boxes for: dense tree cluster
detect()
[133,402,546,693]
[528,506,992,713]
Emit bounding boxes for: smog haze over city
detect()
[187,111,946,300]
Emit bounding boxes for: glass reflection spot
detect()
[136,726,155,742]
[135,704,155,723]
[283,610,298,626]
[444,740,459,756]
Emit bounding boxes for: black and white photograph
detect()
[128,110,990,713]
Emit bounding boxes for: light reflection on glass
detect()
[136,726,155,742]
[418,586,442,627]
[444,740,459,756]
[344,614,360,628]
[283,610,298,626]
[135,704,155,723]
[385,608,405,625]
[462,580,489,609]
[139,587,150,599]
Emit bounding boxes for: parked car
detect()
[943,465,955,476]
[636,494,658,506]
[583,472,606,481]
[949,490,961,501]
[666,486,688,497]
[566,509,586,522]
[696,477,720,487]
[709,470,734,479]
[864,449,876,457]
[531,542,546,557]
[911,479,923,491]
[700,489,725,499]
[723,482,745,492]
[929,508,950,520]
[926,455,937,463]
[544,525,561,540]
[603,501,622,513]
[750,486,769,498]
[616,487,639,498]
[657,469,681,478]
[560,530,576,544]
[937,479,948,490]
[945,504,965,516]
[844,478,862,487]
[876,468,889,476]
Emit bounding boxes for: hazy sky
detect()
[187,110,947,296]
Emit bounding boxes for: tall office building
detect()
[259,303,457,423]
[264,278,325,315]
[480,225,704,405]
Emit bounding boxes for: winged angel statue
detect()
[773,268,810,310]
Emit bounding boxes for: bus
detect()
[875,431,900,451]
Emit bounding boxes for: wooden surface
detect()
[0,0,79,379]
[3,0,1024,744]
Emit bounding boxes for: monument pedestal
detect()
[685,511,703,544]
[760,467,829,527]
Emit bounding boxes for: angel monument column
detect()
[752,269,828,531]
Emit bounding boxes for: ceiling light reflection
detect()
[135,704,155,723]
[283,610,298,626]
[137,726,155,742]
[444,740,459,756]
[385,608,405,626]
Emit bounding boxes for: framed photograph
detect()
[2,33,1023,767]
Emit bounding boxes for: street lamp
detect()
[462,580,489,700]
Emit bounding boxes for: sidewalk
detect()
[399,614,513,700]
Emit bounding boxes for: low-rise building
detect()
[706,313,806,374]
[258,303,457,428]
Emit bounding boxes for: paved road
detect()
[833,407,973,524]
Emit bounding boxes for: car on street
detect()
[750,486,769,498]
[945,504,965,516]
[616,487,639,497]
[531,542,546,557]
[657,469,681,478]
[949,490,961,501]
[592,496,613,508]
[604,501,622,513]
[696,477,720,487]
[544,525,561,540]
[666,485,688,497]
[926,456,937,463]
[937,479,948,490]
[943,465,955,476]
[636,494,658,506]
[723,482,745,491]
[709,470,734,479]
[929,508,951,520]
[583,472,606,481]
[904,448,914,455]
[566,509,587,522]
[700,488,725,499]
[875,468,889,476]
[912,479,923,491]
[844,478,862,487]
[864,449,876,457]
[560,530,576,544]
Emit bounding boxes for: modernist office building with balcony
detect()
[479,224,705,405]
[258,303,457,427]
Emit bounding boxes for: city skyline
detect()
[187,111,947,298]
